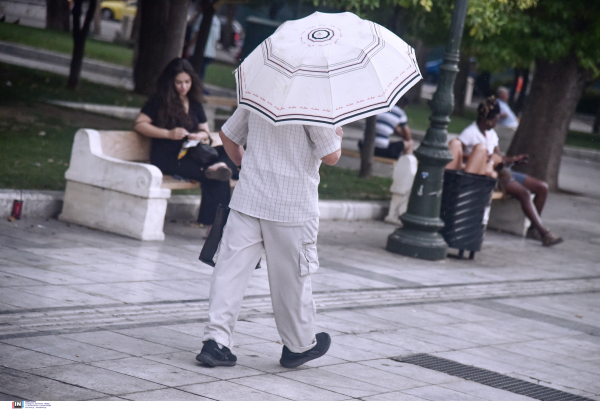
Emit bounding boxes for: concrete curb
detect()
[0,189,388,222]
[0,41,132,79]
[49,100,141,120]
[562,146,600,163]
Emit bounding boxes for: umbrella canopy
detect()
[234,11,422,128]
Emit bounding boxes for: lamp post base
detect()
[386,228,448,261]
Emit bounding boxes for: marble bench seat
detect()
[59,129,215,241]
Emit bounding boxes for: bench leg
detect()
[487,196,531,237]
[59,181,167,241]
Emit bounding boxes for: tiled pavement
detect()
[1,191,599,401]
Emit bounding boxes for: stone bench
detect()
[487,190,531,236]
[59,129,223,241]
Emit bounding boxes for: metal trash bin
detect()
[440,169,497,259]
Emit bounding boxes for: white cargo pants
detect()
[203,209,319,353]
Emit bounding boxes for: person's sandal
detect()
[541,230,563,247]
[205,166,232,182]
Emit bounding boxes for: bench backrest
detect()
[99,131,151,162]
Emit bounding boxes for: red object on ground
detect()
[11,200,23,219]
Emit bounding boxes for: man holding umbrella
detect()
[195,11,422,368]
[196,109,343,368]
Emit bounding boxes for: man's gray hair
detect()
[496,86,509,96]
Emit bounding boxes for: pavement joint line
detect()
[1,278,600,340]
[2,277,599,318]
[468,299,600,337]
[319,259,423,287]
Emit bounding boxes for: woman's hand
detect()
[187,130,211,144]
[168,127,189,140]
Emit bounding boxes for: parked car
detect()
[424,59,443,84]
[100,0,137,21]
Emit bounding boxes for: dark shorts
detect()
[510,170,528,185]
[358,140,405,159]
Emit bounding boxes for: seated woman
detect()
[446,96,563,247]
[134,58,237,236]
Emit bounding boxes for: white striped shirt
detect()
[221,108,341,222]
[375,106,408,148]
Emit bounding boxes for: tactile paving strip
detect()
[393,353,593,401]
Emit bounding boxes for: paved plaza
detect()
[1,189,599,401]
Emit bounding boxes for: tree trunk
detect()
[453,51,470,116]
[593,104,600,134]
[189,0,216,75]
[67,0,97,90]
[93,1,101,36]
[134,0,191,95]
[131,4,141,68]
[507,55,588,191]
[359,115,377,178]
[404,39,428,104]
[45,0,70,32]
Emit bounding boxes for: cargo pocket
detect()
[299,239,319,276]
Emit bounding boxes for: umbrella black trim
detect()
[236,70,422,126]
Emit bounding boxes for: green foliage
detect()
[204,63,237,90]
[318,165,392,201]
[0,115,76,190]
[0,63,145,107]
[0,23,134,67]
[316,0,600,79]
[471,0,600,77]
[404,101,476,134]
[0,63,140,190]
[565,130,600,151]
[314,0,538,51]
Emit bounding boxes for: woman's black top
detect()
[140,95,207,165]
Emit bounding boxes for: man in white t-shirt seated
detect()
[359,98,414,159]
[445,96,563,247]
[496,86,519,129]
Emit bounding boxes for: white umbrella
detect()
[234,11,422,128]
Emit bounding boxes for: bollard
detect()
[385,154,417,225]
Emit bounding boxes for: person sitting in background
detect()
[446,96,563,247]
[359,98,414,159]
[134,58,237,236]
[496,86,519,129]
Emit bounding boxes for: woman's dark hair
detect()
[477,96,500,120]
[153,58,203,131]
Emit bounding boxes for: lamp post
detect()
[386,0,470,260]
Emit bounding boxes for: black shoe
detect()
[205,166,232,182]
[195,339,237,367]
[280,332,331,368]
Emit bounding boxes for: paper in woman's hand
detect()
[182,139,201,148]
[178,138,202,160]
